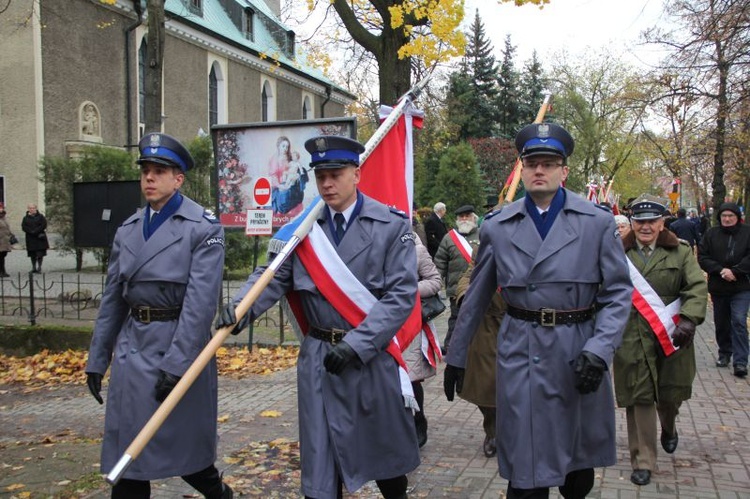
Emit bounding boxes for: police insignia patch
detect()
[206,237,224,247]
[614,229,621,239]
[400,233,416,244]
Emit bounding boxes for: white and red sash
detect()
[448,229,473,264]
[628,259,681,356]
[295,223,422,409]
[421,320,442,368]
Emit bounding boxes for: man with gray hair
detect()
[424,201,448,257]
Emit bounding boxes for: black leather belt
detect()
[309,326,347,345]
[131,306,182,324]
[507,305,595,327]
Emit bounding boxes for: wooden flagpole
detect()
[503,93,553,204]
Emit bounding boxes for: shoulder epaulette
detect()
[678,238,691,247]
[203,208,219,223]
[594,204,613,213]
[484,208,502,220]
[389,207,408,219]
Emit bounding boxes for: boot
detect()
[414,413,428,448]
[30,257,38,273]
[0,257,8,278]
[36,257,43,273]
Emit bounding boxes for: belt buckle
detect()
[330,328,345,345]
[141,307,151,324]
[539,308,555,327]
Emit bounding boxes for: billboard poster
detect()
[212,117,357,228]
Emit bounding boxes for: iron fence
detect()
[0,272,293,346]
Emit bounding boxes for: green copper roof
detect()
[164,0,340,90]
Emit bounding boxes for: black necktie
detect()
[334,213,345,242]
[540,211,548,221]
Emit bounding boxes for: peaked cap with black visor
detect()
[515,122,575,160]
[136,133,194,172]
[304,135,365,169]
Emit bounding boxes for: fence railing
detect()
[0,272,293,346]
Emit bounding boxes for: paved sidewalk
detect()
[2,309,749,497]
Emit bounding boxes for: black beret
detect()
[304,135,365,169]
[136,133,194,172]
[455,205,475,216]
[515,123,575,159]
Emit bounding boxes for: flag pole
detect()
[105,77,431,486]
[502,93,552,204]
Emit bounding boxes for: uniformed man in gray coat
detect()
[444,123,632,499]
[217,136,420,499]
[85,133,230,499]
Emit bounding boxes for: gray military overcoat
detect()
[447,190,632,489]
[235,193,420,498]
[86,196,225,480]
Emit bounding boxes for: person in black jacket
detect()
[21,204,49,273]
[424,202,448,258]
[697,202,750,378]
[670,208,701,250]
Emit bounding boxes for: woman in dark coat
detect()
[0,204,13,277]
[22,204,49,273]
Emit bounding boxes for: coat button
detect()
[533,356,540,364]
[529,284,537,291]
[532,322,538,328]
[130,348,138,354]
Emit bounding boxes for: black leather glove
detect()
[672,318,696,348]
[573,351,607,394]
[155,370,181,402]
[443,364,465,401]
[215,302,249,335]
[86,372,103,405]
[323,342,358,375]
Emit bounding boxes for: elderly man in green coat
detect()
[614,199,707,487]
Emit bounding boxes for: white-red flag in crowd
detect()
[358,105,424,214]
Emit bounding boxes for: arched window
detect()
[302,96,312,119]
[261,80,274,122]
[209,66,218,127]
[138,40,147,125]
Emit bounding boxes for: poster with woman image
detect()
[212,117,357,228]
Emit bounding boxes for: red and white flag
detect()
[358,105,424,214]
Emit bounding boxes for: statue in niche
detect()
[81,103,100,137]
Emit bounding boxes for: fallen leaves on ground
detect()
[0,346,299,387]
[0,349,87,386]
[222,438,301,497]
[216,346,298,377]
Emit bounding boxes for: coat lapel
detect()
[124,215,183,278]
[336,216,372,264]
[531,211,579,270]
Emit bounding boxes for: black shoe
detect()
[0,272,9,278]
[661,429,678,454]
[415,416,428,448]
[716,355,730,367]
[221,483,233,499]
[734,365,748,378]
[482,435,496,458]
[630,469,651,486]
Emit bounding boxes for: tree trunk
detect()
[377,32,411,105]
[144,0,165,133]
